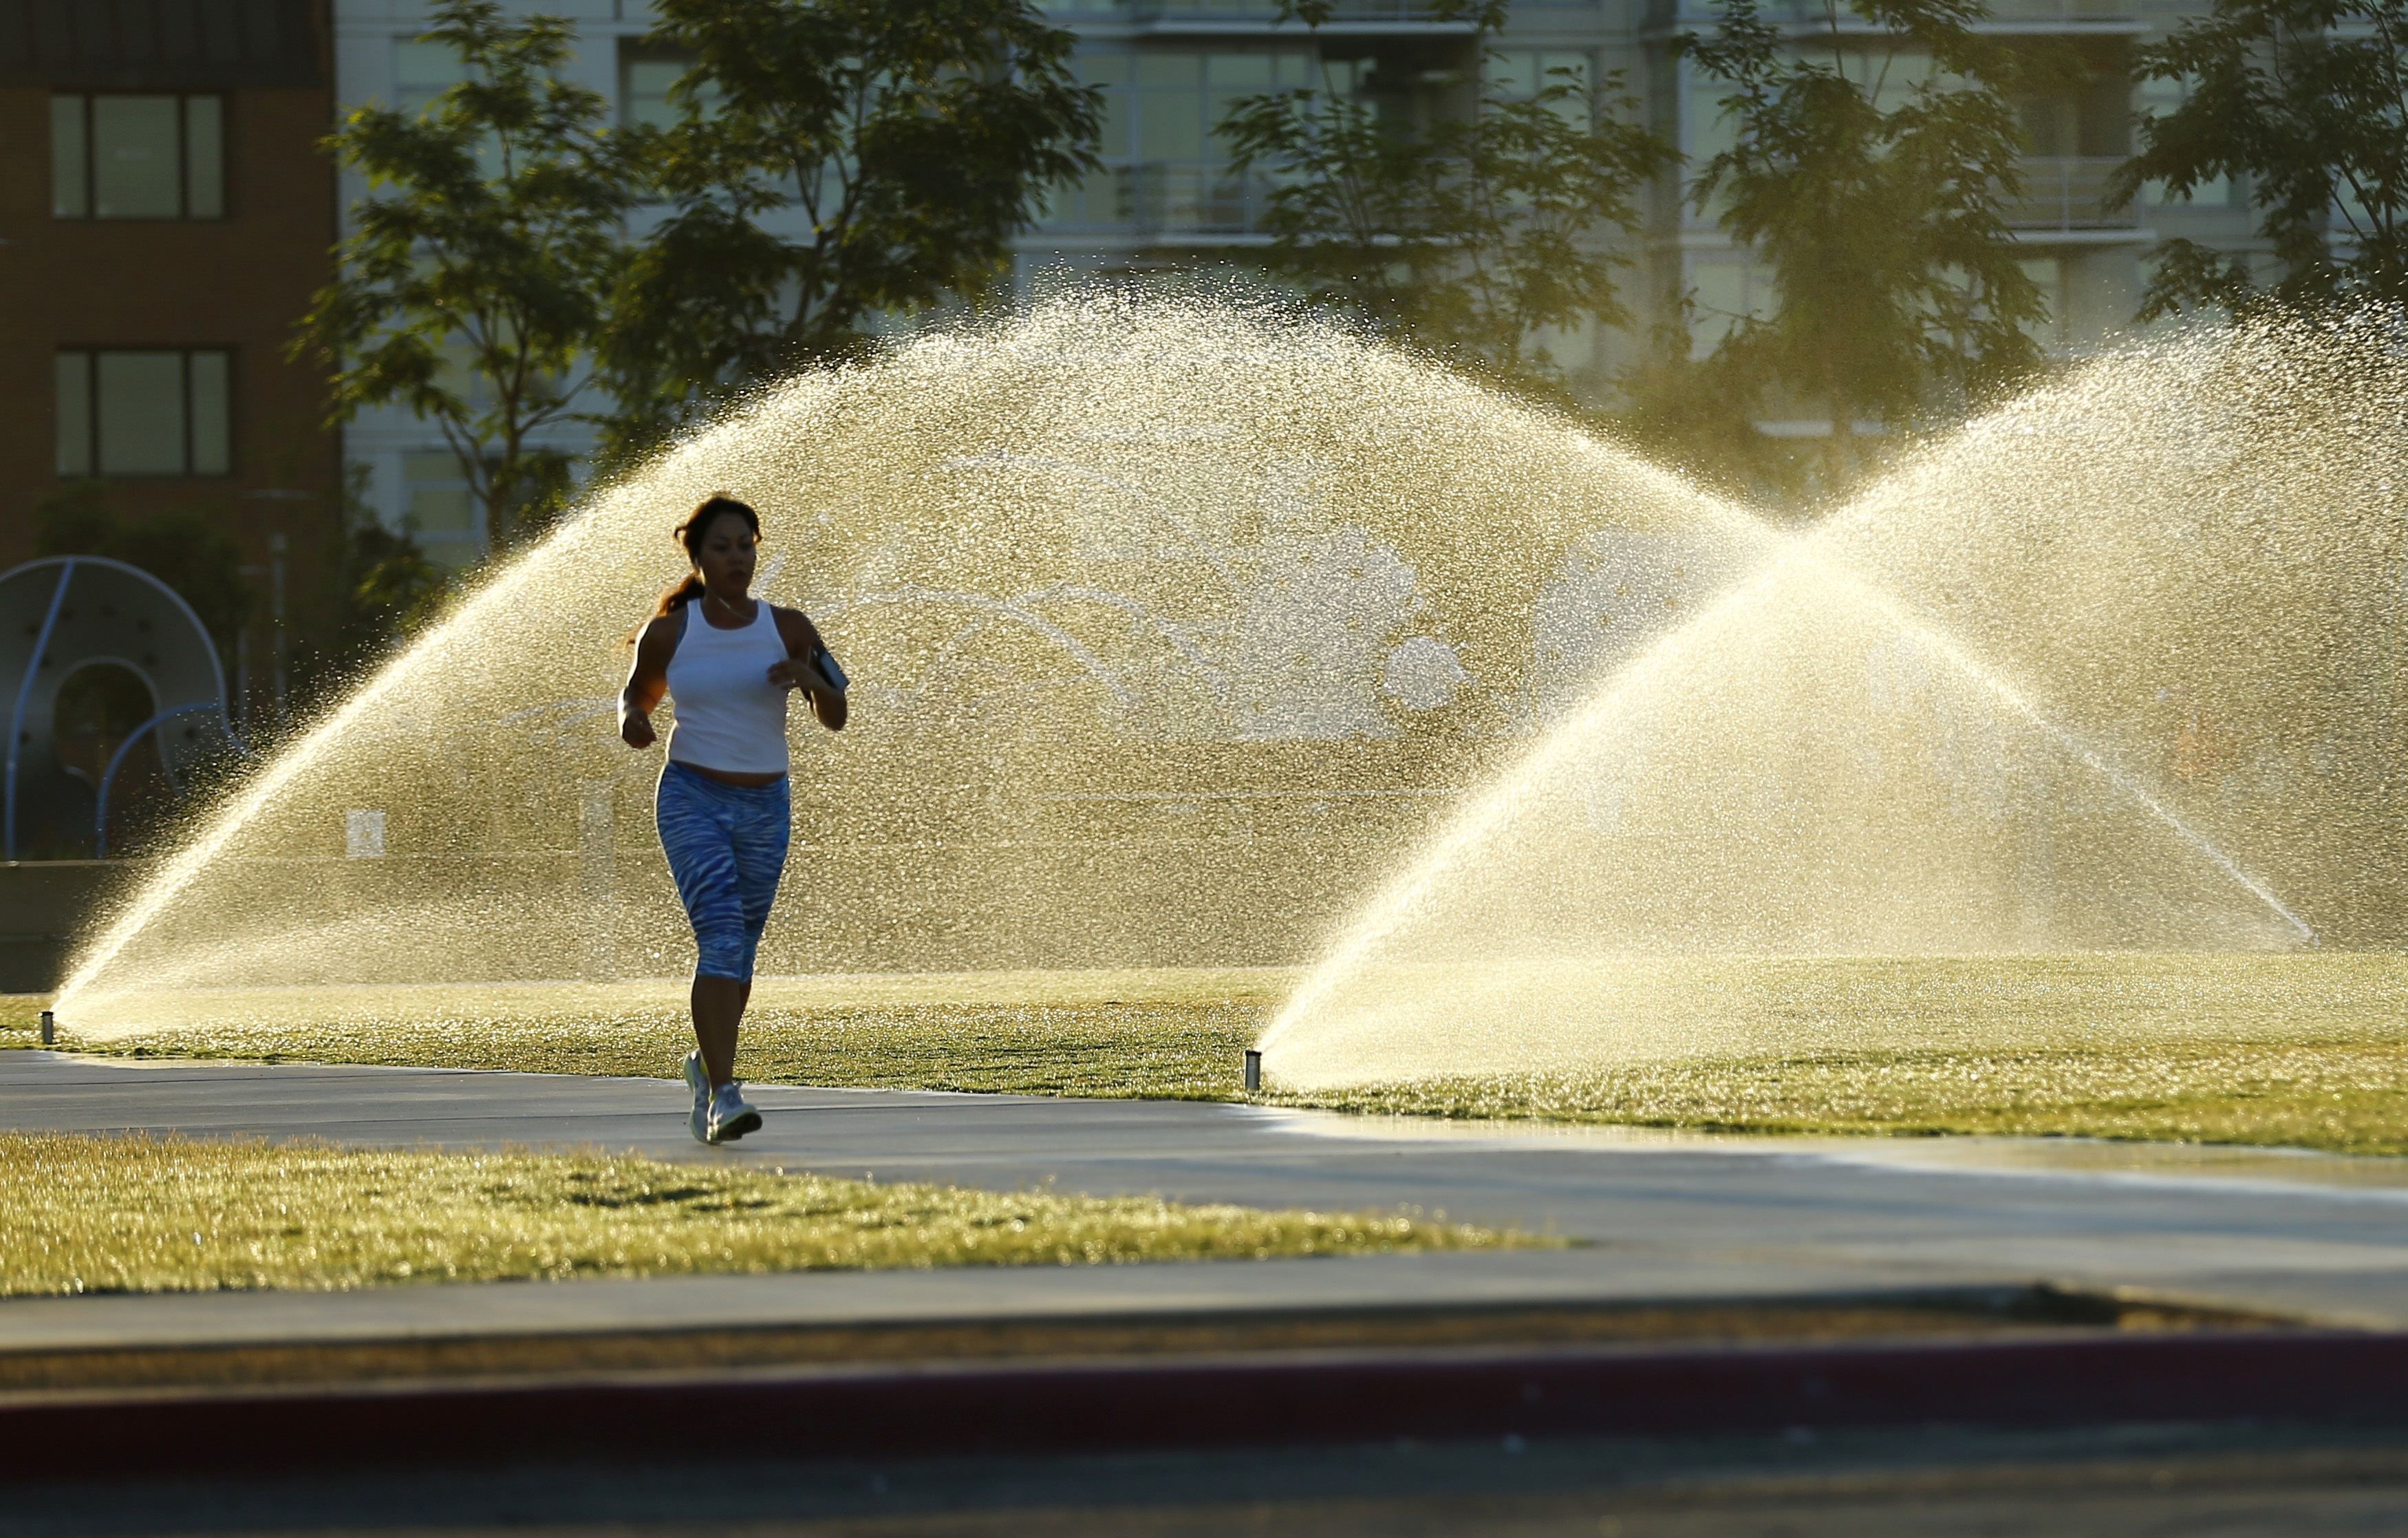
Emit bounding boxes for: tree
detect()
[1609,310,1815,500]
[2114,0,2408,319]
[330,462,450,668]
[1683,0,2044,486]
[1216,0,1673,395]
[597,0,1103,460]
[298,0,632,554]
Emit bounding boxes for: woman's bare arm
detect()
[770,607,848,731]
[621,615,677,749]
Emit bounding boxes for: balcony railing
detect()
[1045,156,2137,240]
[1650,0,2137,29]
[2007,157,2142,232]
[1983,0,2142,24]
[1044,162,1282,237]
[1045,0,1457,21]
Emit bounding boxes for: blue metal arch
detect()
[0,555,237,859]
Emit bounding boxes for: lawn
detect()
[1,1130,1528,1297]
[19,952,2408,1156]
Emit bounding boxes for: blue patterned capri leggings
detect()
[656,761,791,983]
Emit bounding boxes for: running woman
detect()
[620,496,847,1144]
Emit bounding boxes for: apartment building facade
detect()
[1017,0,2261,407]
[323,0,2260,541]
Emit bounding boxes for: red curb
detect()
[4,1331,2401,1479]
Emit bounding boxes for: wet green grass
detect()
[1306,1045,2408,1154]
[29,953,2408,1156]
[2,1130,1529,1297]
[27,972,1279,1098]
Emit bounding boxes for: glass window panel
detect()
[1488,51,1538,96]
[620,51,718,129]
[622,59,683,129]
[1078,50,1130,87]
[396,41,467,119]
[1684,64,1738,160]
[1139,85,1203,160]
[184,96,224,217]
[1207,54,1280,149]
[1041,167,1126,228]
[189,351,230,474]
[2019,97,2069,157]
[1082,51,1133,155]
[1096,86,1130,157]
[2018,257,2063,350]
[96,352,187,475]
[1206,54,1273,87]
[51,95,87,217]
[55,352,92,476]
[1689,263,1747,353]
[405,452,482,562]
[92,96,182,217]
[1854,52,1937,114]
[1271,53,1313,89]
[390,39,503,182]
[1517,50,1593,127]
[409,488,480,534]
[1137,54,1200,87]
[1544,52,1591,89]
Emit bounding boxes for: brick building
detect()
[0,0,343,736]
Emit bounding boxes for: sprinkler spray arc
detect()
[1254,323,2377,1087]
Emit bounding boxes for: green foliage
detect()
[2116,0,2408,319]
[1217,0,1673,395]
[297,0,633,553]
[596,0,1103,462]
[332,465,450,668]
[1681,0,2043,486]
[343,526,449,645]
[1607,316,1813,502]
[66,958,2408,1158]
[32,482,255,655]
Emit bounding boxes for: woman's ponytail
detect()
[654,572,707,619]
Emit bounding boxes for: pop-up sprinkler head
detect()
[1243,1049,1261,1093]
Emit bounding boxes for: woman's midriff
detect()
[678,763,787,789]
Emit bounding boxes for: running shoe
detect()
[709,1081,762,1143]
[683,1051,711,1145]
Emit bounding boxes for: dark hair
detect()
[654,496,761,618]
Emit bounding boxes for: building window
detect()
[52,94,225,220]
[620,45,716,129]
[2135,77,2233,208]
[394,41,466,116]
[1488,49,1595,125]
[402,453,487,567]
[55,350,233,478]
[1046,47,1319,233]
[2019,257,2067,352]
[1687,259,1776,358]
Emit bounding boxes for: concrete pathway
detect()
[7,1049,2408,1349]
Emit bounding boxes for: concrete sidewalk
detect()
[7,1049,2408,1349]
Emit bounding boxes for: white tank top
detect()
[664,599,791,775]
